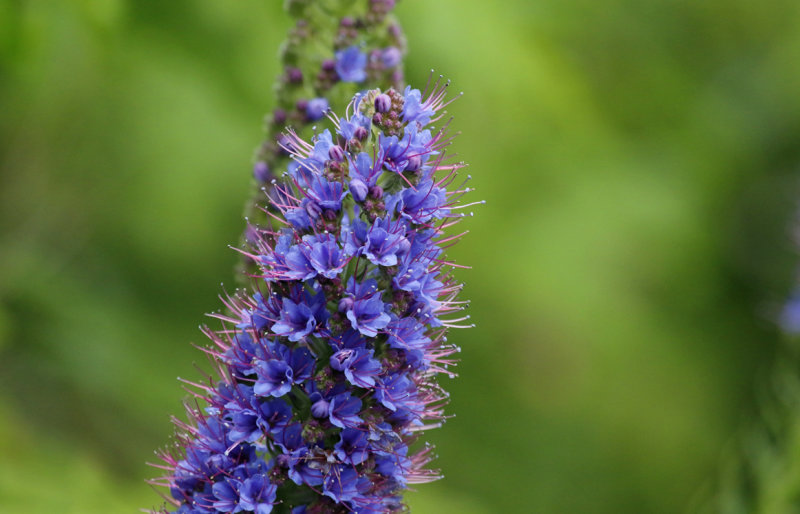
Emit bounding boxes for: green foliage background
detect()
[2,0,800,512]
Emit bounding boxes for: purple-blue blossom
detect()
[152,81,473,514]
[335,46,367,82]
[305,97,329,121]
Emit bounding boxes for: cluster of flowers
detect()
[254,2,405,185]
[151,81,476,513]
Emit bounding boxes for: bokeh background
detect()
[2,0,800,512]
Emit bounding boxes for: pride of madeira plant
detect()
[149,2,477,513]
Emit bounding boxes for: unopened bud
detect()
[253,162,271,182]
[328,145,345,162]
[349,178,368,202]
[374,93,392,113]
[354,126,368,141]
[406,155,422,171]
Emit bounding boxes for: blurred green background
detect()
[2,0,800,512]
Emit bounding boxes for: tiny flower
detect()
[381,46,402,68]
[305,97,329,121]
[343,278,391,337]
[330,346,382,388]
[270,287,328,341]
[238,474,277,514]
[335,46,367,82]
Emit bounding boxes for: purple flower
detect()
[270,287,328,342]
[386,178,449,224]
[330,346,382,388]
[381,46,402,68]
[335,46,367,82]
[308,177,347,212]
[349,151,383,187]
[287,447,326,487]
[343,278,391,337]
[323,465,368,503]
[401,85,435,126]
[254,358,292,398]
[334,428,370,465]
[328,391,363,428]
[305,234,347,279]
[305,97,329,121]
[374,372,417,413]
[212,478,242,513]
[238,474,277,514]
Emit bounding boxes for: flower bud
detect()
[354,126,368,141]
[286,66,303,84]
[382,46,402,68]
[272,108,287,125]
[349,178,368,202]
[369,185,383,199]
[304,200,322,219]
[328,145,345,162]
[253,161,271,182]
[374,93,392,113]
[338,296,354,312]
[321,59,336,72]
[406,155,422,171]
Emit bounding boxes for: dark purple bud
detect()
[295,99,308,112]
[369,185,383,199]
[372,113,383,125]
[340,17,355,28]
[305,200,322,219]
[328,145,345,162]
[272,108,287,125]
[354,126,368,141]
[286,67,303,83]
[253,161,271,182]
[338,297,354,312]
[321,59,336,72]
[406,155,422,171]
[349,178,368,202]
[348,138,362,151]
[374,93,391,113]
[382,47,401,68]
[323,209,337,221]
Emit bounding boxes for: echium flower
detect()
[150,81,479,513]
